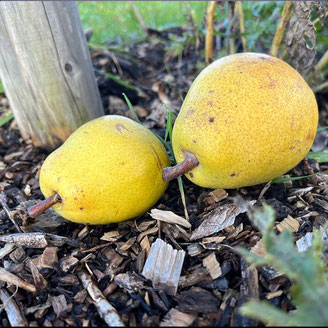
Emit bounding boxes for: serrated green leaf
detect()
[240,300,297,326]
[234,247,268,267]
[247,203,275,233]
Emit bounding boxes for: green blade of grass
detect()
[164,106,189,220]
[317,126,328,132]
[0,112,13,127]
[271,173,318,184]
[122,92,141,124]
[307,151,328,163]
[104,72,139,91]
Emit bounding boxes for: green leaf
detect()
[317,126,328,132]
[104,72,139,91]
[238,204,328,326]
[234,247,268,267]
[122,93,141,124]
[247,203,275,233]
[240,300,296,326]
[0,80,4,94]
[307,151,328,163]
[0,112,13,127]
[271,173,318,184]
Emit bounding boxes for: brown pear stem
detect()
[28,193,60,218]
[163,151,199,182]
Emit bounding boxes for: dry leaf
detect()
[190,202,252,241]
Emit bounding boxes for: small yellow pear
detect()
[38,115,170,224]
[163,53,318,189]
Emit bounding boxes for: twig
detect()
[184,2,200,51]
[205,1,216,64]
[228,2,236,55]
[78,270,125,327]
[0,268,36,293]
[235,1,248,52]
[162,151,199,182]
[0,232,69,248]
[129,1,149,37]
[307,49,328,83]
[313,80,328,93]
[271,1,293,57]
[177,177,189,221]
[0,193,22,233]
[0,288,28,326]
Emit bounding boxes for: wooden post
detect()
[0,1,104,151]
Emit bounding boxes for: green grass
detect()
[78,1,207,45]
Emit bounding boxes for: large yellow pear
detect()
[39,115,170,224]
[165,53,318,189]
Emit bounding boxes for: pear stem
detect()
[28,193,60,218]
[162,151,199,182]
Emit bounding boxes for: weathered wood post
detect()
[0,1,104,151]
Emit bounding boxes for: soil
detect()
[0,27,327,327]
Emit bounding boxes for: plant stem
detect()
[162,151,199,182]
[307,49,328,83]
[205,1,216,64]
[28,193,60,218]
[235,1,248,52]
[270,1,293,57]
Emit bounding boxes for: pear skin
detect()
[39,115,170,224]
[163,53,318,189]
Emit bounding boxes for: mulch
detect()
[0,27,327,327]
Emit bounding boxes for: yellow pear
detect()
[163,53,318,189]
[32,115,170,225]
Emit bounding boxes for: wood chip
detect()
[190,202,251,241]
[0,288,28,326]
[119,236,136,252]
[203,252,222,279]
[251,239,267,258]
[78,270,125,327]
[102,247,124,278]
[150,209,191,228]
[0,243,15,260]
[142,239,185,296]
[276,215,300,232]
[0,267,36,293]
[140,236,151,256]
[265,290,283,299]
[175,287,220,313]
[28,259,48,289]
[60,255,79,273]
[160,308,196,327]
[187,243,204,257]
[204,188,228,205]
[296,232,313,253]
[52,295,68,317]
[179,267,210,289]
[38,247,58,269]
[137,226,159,242]
[240,259,259,301]
[202,236,226,244]
[101,230,128,242]
[114,273,145,292]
